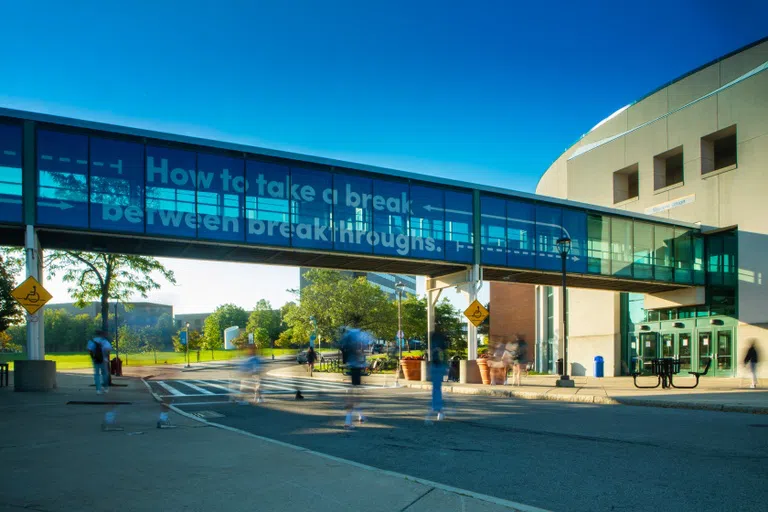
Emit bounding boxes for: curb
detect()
[402,382,768,415]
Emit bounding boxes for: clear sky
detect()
[1,1,766,313]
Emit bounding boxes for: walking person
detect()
[340,315,371,429]
[426,330,449,423]
[87,330,112,395]
[512,336,529,387]
[744,339,760,389]
[306,346,317,377]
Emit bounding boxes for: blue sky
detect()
[1,1,766,314]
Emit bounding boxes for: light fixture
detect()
[640,325,651,331]
[673,322,684,328]
[556,237,572,256]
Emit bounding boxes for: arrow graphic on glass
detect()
[0,198,73,210]
[424,204,579,261]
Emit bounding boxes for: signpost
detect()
[463,300,489,327]
[179,331,188,346]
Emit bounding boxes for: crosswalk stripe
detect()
[183,381,215,395]
[274,376,377,390]
[156,381,184,396]
[192,380,232,393]
[262,378,343,392]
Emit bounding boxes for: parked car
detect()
[371,344,385,354]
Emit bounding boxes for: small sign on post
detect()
[11,276,53,315]
[463,300,489,327]
[248,332,254,345]
[179,331,188,346]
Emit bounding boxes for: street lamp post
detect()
[113,302,120,361]
[555,237,574,387]
[185,322,191,368]
[395,281,405,360]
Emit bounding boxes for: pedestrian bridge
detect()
[0,107,703,294]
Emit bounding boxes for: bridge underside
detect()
[0,225,690,294]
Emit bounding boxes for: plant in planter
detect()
[400,355,424,380]
[476,352,492,385]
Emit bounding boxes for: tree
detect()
[0,255,22,333]
[46,252,176,332]
[141,326,163,364]
[172,328,202,352]
[435,299,465,355]
[202,304,249,357]
[245,299,282,342]
[251,327,270,348]
[117,325,142,365]
[401,294,427,342]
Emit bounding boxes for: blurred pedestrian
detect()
[512,336,529,387]
[426,330,449,423]
[340,315,371,429]
[233,344,264,404]
[87,330,112,395]
[744,339,759,389]
[307,346,317,377]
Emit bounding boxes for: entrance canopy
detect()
[0,108,701,293]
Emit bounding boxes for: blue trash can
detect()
[594,356,604,378]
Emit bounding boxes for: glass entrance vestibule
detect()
[630,317,737,377]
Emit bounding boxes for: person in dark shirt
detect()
[744,339,759,389]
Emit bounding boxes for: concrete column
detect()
[426,288,442,361]
[462,264,481,361]
[25,225,45,360]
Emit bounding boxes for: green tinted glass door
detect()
[698,331,713,372]
[716,330,733,376]
[661,334,674,358]
[640,333,658,373]
[678,332,692,371]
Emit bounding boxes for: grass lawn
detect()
[0,348,297,370]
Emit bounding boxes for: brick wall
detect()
[489,283,536,354]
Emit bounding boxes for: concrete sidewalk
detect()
[0,372,543,512]
[268,364,768,414]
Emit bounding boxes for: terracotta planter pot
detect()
[400,359,422,381]
[477,358,491,385]
[490,366,507,385]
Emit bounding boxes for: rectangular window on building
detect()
[610,217,633,278]
[613,164,639,204]
[653,225,675,282]
[587,214,611,275]
[653,147,684,190]
[633,221,654,280]
[702,125,737,175]
[0,123,22,223]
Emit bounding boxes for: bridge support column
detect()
[16,225,55,391]
[460,264,482,363]
[426,288,442,361]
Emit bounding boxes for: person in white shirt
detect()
[87,330,112,394]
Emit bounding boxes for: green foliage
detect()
[245,299,282,342]
[172,328,202,352]
[400,294,427,341]
[274,326,296,348]
[117,324,142,365]
[0,255,22,332]
[42,310,99,352]
[0,331,22,353]
[202,303,248,350]
[251,327,270,348]
[286,269,396,346]
[46,251,176,331]
[435,298,465,351]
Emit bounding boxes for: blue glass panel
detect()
[480,195,506,265]
[409,184,445,260]
[0,123,22,223]
[506,199,535,269]
[372,179,409,258]
[37,130,88,228]
[196,153,245,242]
[90,137,144,233]
[445,190,472,263]
[562,208,587,274]
[145,146,197,238]
[334,174,373,254]
[535,205,563,271]
[244,160,291,247]
[290,167,333,250]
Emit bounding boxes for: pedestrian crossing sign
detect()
[463,300,489,327]
[11,276,53,315]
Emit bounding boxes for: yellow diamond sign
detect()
[463,300,489,327]
[11,276,53,315]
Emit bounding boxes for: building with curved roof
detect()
[533,37,768,379]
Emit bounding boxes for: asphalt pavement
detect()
[169,384,768,512]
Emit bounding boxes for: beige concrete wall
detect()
[535,41,768,378]
[566,289,621,377]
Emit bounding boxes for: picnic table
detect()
[631,356,712,389]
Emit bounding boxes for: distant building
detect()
[299,268,417,300]
[174,313,210,332]
[47,301,173,329]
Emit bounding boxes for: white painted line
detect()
[156,381,184,396]
[194,380,234,393]
[41,155,53,160]
[260,381,300,392]
[3,150,15,156]
[264,377,351,391]
[182,381,215,395]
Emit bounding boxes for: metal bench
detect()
[670,357,712,389]
[631,359,662,389]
